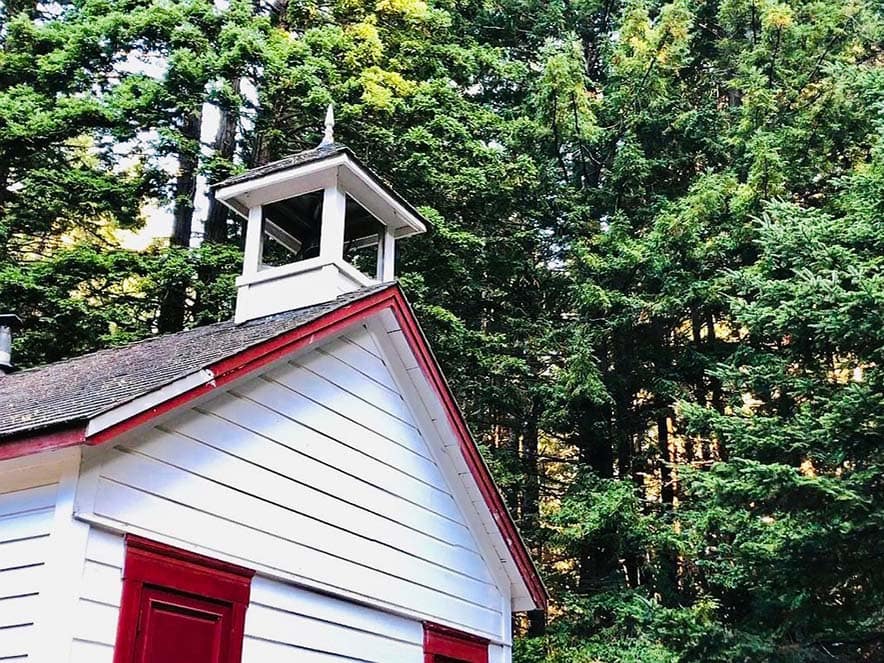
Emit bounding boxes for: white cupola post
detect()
[212,105,426,323]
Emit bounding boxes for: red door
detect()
[113,536,254,663]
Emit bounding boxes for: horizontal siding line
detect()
[78,596,119,611]
[81,557,121,572]
[0,534,49,549]
[0,623,34,631]
[0,562,44,574]
[0,481,56,497]
[0,507,52,524]
[216,395,455,506]
[150,427,483,558]
[0,592,38,602]
[110,447,497,589]
[340,333,383,361]
[70,638,114,650]
[314,348,400,396]
[291,362,416,429]
[243,634,380,663]
[179,408,474,538]
[254,377,431,464]
[0,593,38,602]
[96,475,502,615]
[248,600,422,648]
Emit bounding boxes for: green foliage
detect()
[2,0,884,660]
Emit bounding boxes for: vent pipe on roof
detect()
[0,314,22,374]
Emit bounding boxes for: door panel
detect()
[135,587,231,663]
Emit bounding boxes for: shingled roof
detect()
[212,143,348,190]
[0,283,394,439]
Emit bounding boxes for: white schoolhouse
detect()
[0,122,546,663]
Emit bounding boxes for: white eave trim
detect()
[85,369,216,437]
[214,154,427,236]
[214,154,348,203]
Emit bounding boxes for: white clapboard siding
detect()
[80,328,506,640]
[320,335,398,391]
[118,433,490,580]
[243,576,423,663]
[192,396,471,533]
[0,482,56,661]
[69,528,122,663]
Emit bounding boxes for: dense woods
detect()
[2,0,883,660]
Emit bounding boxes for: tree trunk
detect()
[158,107,202,333]
[657,412,675,506]
[204,79,241,244]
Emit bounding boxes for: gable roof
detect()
[0,284,391,440]
[0,283,548,610]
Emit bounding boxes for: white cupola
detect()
[213,106,427,323]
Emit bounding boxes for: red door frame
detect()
[113,535,255,663]
[424,622,489,663]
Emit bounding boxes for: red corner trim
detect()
[114,534,254,663]
[0,425,86,462]
[388,293,549,610]
[424,622,489,663]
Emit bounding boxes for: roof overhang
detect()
[0,284,547,611]
[213,149,427,239]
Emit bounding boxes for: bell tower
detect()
[213,106,426,323]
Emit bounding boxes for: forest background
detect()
[2,0,883,660]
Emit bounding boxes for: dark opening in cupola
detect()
[259,190,384,275]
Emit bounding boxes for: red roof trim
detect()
[86,287,399,446]
[387,294,548,610]
[0,425,86,462]
[0,284,547,609]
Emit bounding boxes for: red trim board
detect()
[0,425,86,462]
[424,622,489,663]
[0,284,548,609]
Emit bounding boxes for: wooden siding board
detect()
[0,481,55,661]
[0,595,38,628]
[0,537,47,572]
[197,394,468,527]
[69,640,114,663]
[164,412,479,552]
[117,431,492,582]
[0,625,32,660]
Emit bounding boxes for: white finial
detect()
[319,103,334,147]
